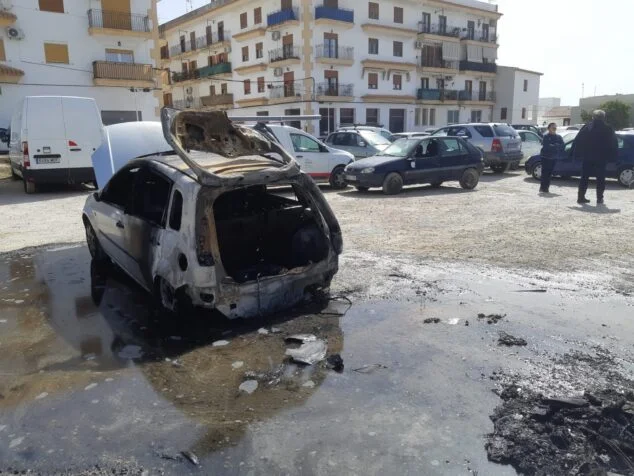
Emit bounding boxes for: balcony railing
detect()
[93,61,153,82]
[420,58,459,70]
[459,60,497,73]
[460,29,497,43]
[267,7,299,27]
[416,89,461,101]
[88,9,150,32]
[315,45,354,60]
[173,98,201,109]
[270,81,306,99]
[315,5,354,23]
[418,22,461,38]
[269,45,300,62]
[172,62,232,82]
[168,31,230,57]
[316,83,354,97]
[201,93,234,107]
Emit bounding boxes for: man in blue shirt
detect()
[539,123,564,194]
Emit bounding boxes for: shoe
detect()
[597,198,604,205]
[577,197,590,204]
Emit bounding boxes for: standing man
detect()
[575,110,618,205]
[539,122,564,194]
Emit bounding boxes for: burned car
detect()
[82,109,342,318]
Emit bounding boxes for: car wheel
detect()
[329,165,348,189]
[23,179,36,194]
[84,220,108,263]
[531,162,543,180]
[430,181,443,188]
[618,167,634,187]
[10,165,19,180]
[155,276,176,313]
[491,164,508,174]
[355,186,369,192]
[382,172,403,195]
[459,168,480,190]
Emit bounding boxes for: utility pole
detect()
[581,83,585,98]
[185,0,193,12]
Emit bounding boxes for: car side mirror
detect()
[319,144,329,152]
[93,191,100,202]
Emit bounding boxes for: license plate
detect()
[36,157,61,165]
[345,174,357,181]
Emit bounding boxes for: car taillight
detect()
[491,138,503,153]
[22,141,30,168]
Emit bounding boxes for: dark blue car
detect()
[525,132,634,187]
[343,136,484,195]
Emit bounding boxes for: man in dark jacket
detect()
[539,122,564,194]
[575,110,619,204]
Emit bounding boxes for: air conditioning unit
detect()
[185,86,194,94]
[273,67,283,77]
[272,31,281,41]
[414,40,423,49]
[6,26,24,40]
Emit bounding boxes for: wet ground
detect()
[1,245,633,475]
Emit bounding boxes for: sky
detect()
[157,0,634,107]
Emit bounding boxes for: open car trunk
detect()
[198,184,330,284]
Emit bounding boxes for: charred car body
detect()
[82,109,342,318]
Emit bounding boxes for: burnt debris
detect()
[498,331,528,347]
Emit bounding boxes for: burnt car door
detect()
[124,165,173,289]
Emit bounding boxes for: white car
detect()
[83,110,343,319]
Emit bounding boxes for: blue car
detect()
[343,136,484,195]
[525,132,634,187]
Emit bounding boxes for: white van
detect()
[9,96,103,193]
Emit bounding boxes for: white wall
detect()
[493,66,541,124]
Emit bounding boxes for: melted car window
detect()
[169,190,183,231]
[131,169,172,226]
[101,167,140,209]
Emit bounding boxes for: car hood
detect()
[326,146,354,160]
[346,155,404,170]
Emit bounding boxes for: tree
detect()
[581,100,631,130]
[580,109,592,123]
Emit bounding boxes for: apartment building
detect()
[160,0,502,134]
[493,66,542,125]
[0,0,161,128]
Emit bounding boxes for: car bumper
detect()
[342,172,384,188]
[483,151,523,165]
[22,167,96,185]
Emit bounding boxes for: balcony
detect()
[315,45,354,65]
[459,60,497,74]
[269,46,301,66]
[418,22,461,40]
[0,10,17,27]
[87,9,151,38]
[315,5,354,27]
[460,29,498,44]
[419,58,459,72]
[168,31,231,58]
[268,81,309,103]
[93,61,154,87]
[315,83,354,101]
[172,62,232,83]
[267,8,299,29]
[416,89,461,101]
[201,93,234,107]
[233,24,267,42]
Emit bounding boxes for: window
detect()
[421,12,431,32]
[467,21,475,40]
[44,43,69,64]
[324,32,338,58]
[368,72,378,89]
[500,107,508,120]
[181,62,188,73]
[464,80,473,95]
[414,108,421,126]
[169,190,183,231]
[290,134,321,153]
[393,41,403,57]
[482,24,490,41]
[240,12,248,29]
[522,132,541,143]
[39,0,64,13]
[340,108,355,125]
[190,31,196,50]
[257,76,265,93]
[210,84,216,96]
[368,38,378,55]
[256,111,269,116]
[393,74,402,91]
[366,108,379,125]
[130,169,172,226]
[471,110,482,123]
[180,35,186,53]
[447,126,471,138]
[479,81,487,101]
[102,167,140,209]
[447,110,459,124]
[206,25,212,45]
[369,2,379,19]
[438,15,447,33]
[474,125,494,137]
[242,46,249,62]
[422,108,429,126]
[189,60,197,73]
[207,56,214,66]
[324,0,338,7]
[0,39,5,61]
[522,107,527,119]
[105,49,133,63]
[221,83,228,94]
[394,6,403,23]
[254,7,262,24]
[421,78,429,90]
[523,79,528,92]
[441,139,463,157]
[244,79,251,95]
[429,108,436,126]
[256,42,263,59]
[325,69,338,94]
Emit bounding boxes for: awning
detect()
[442,42,460,61]
[467,45,483,63]
[482,47,497,62]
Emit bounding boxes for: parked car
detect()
[391,132,432,140]
[512,124,543,137]
[9,96,103,193]
[343,136,484,195]
[325,130,391,158]
[525,132,634,187]
[518,130,543,164]
[432,123,523,173]
[84,111,343,319]
[246,123,354,189]
[338,125,396,142]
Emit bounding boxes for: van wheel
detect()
[460,168,480,190]
[329,165,348,189]
[382,173,403,195]
[23,180,36,194]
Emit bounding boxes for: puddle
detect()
[0,245,632,475]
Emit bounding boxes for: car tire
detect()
[491,164,508,174]
[382,172,403,195]
[430,181,443,188]
[10,166,19,180]
[355,186,369,192]
[84,220,108,263]
[459,168,480,190]
[531,162,543,181]
[329,165,348,189]
[23,179,36,194]
[154,276,193,316]
[617,167,634,187]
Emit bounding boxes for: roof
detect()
[159,0,235,32]
[544,106,572,118]
[497,65,544,76]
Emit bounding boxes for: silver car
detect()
[518,130,542,165]
[432,123,523,173]
[325,130,391,158]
